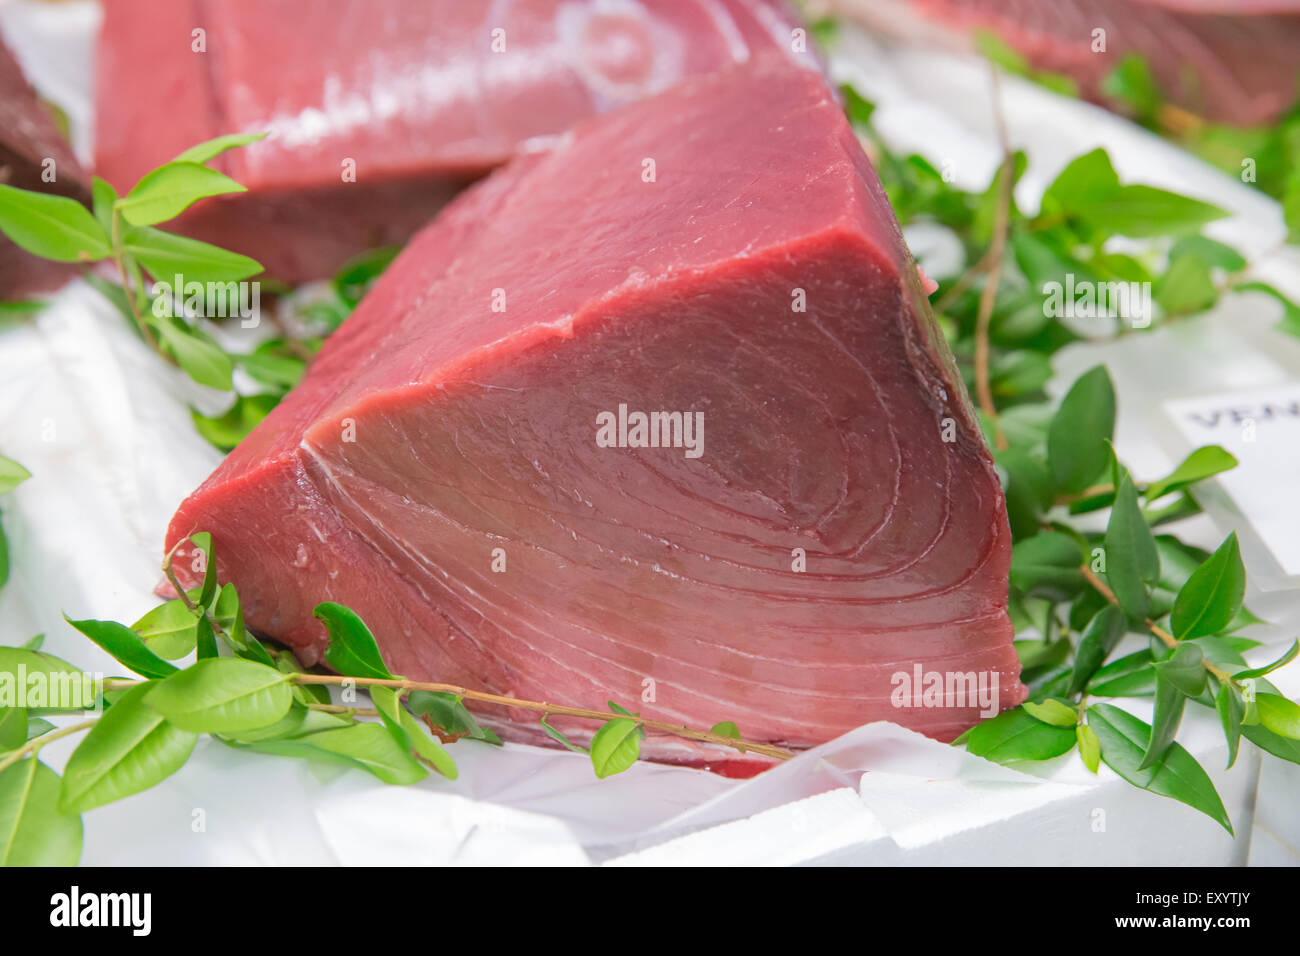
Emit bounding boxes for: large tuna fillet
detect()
[829,0,1300,125]
[0,34,90,297]
[95,0,813,282]
[165,57,1024,761]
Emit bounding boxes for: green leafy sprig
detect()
[0,453,29,592]
[845,84,1300,832]
[0,534,779,864]
[0,134,398,452]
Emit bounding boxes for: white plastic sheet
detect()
[1,3,1297,865]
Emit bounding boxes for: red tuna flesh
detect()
[832,0,1300,125]
[165,57,1025,761]
[0,34,90,297]
[94,0,816,282]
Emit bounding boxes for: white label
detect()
[1163,384,1300,576]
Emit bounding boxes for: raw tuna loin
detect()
[95,0,815,282]
[166,57,1025,764]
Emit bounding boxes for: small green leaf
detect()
[1139,670,1187,771]
[191,393,277,451]
[124,226,262,282]
[131,599,199,660]
[145,657,292,734]
[1256,693,1300,740]
[1047,365,1116,495]
[540,716,588,754]
[315,602,393,680]
[118,162,246,227]
[1145,446,1237,502]
[1076,723,1101,774]
[194,613,219,660]
[398,708,457,778]
[237,351,305,389]
[0,646,86,697]
[1168,236,1246,273]
[710,721,742,739]
[1234,640,1299,680]
[1101,53,1161,119]
[1215,683,1244,769]
[1087,649,1156,697]
[589,718,642,778]
[1171,532,1245,640]
[173,132,267,166]
[1242,721,1300,765]
[1043,149,1121,215]
[64,615,178,679]
[90,176,118,237]
[297,722,426,785]
[0,183,110,262]
[1155,253,1218,315]
[406,691,498,743]
[60,683,197,813]
[152,321,234,391]
[332,246,399,307]
[840,83,876,128]
[1084,185,1227,239]
[965,707,1077,763]
[191,532,219,608]
[1153,641,1207,697]
[0,759,82,865]
[1069,605,1128,694]
[0,708,26,750]
[1087,703,1232,834]
[0,455,30,496]
[1022,698,1078,727]
[223,702,310,742]
[1010,532,1084,601]
[369,685,413,750]
[996,447,1054,539]
[1104,474,1160,619]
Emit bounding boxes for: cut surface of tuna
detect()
[95,0,815,282]
[165,57,1024,762]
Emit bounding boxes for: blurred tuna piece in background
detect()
[95,0,820,282]
[820,0,1300,125]
[0,34,90,298]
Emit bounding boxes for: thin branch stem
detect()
[162,543,235,648]
[110,206,162,355]
[975,67,1013,452]
[306,703,379,718]
[932,246,994,316]
[1055,482,1116,506]
[291,674,794,761]
[0,720,98,775]
[1079,563,1237,685]
[161,549,791,761]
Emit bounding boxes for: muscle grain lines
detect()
[165,59,1023,759]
